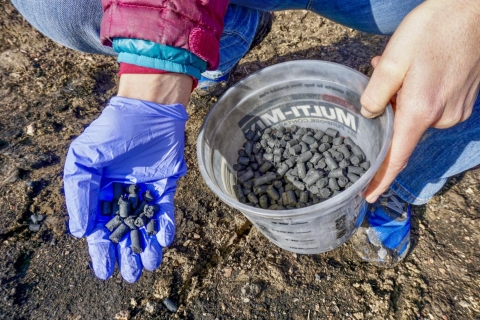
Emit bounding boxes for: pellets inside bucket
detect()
[233,126,369,210]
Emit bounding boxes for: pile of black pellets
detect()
[102,183,159,253]
[233,125,370,210]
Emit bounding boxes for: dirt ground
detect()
[1,1,479,319]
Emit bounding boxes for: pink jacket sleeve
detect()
[101,0,229,70]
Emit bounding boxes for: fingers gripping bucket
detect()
[197,61,393,254]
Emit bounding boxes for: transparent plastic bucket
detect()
[197,60,393,254]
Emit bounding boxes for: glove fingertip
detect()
[117,238,143,283]
[140,231,163,271]
[88,241,116,281]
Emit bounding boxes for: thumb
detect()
[361,55,406,118]
[64,147,103,238]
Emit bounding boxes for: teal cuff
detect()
[113,38,208,79]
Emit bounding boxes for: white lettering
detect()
[310,105,323,117]
[335,108,356,131]
[296,105,311,116]
[321,106,336,119]
[291,107,301,117]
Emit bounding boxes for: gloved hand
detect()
[63,96,188,282]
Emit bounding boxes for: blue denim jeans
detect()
[12,0,480,205]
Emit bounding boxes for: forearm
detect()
[117,74,193,107]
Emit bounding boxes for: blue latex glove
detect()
[64,96,188,282]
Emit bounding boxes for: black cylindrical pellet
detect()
[309,185,319,194]
[239,169,254,183]
[332,190,342,197]
[292,180,305,191]
[244,129,256,141]
[337,176,349,188]
[143,190,154,203]
[258,161,273,173]
[289,144,302,155]
[253,185,269,195]
[296,203,306,208]
[242,180,254,190]
[351,145,366,161]
[129,194,139,209]
[286,190,297,206]
[325,156,339,170]
[244,141,253,154]
[309,153,322,165]
[332,136,343,146]
[344,136,355,146]
[306,162,314,171]
[233,163,246,171]
[297,162,307,179]
[29,224,41,232]
[131,229,143,254]
[297,151,313,163]
[237,170,246,177]
[330,149,344,161]
[348,166,365,175]
[118,196,130,218]
[233,184,245,199]
[309,141,319,150]
[337,144,351,159]
[299,142,308,153]
[313,131,325,140]
[101,201,112,216]
[339,159,350,169]
[109,224,130,244]
[285,156,296,168]
[249,163,259,171]
[255,153,265,165]
[304,171,322,186]
[238,149,248,157]
[347,173,360,183]
[124,216,137,230]
[328,168,346,178]
[277,163,289,176]
[302,135,315,145]
[285,174,297,185]
[266,185,280,201]
[272,147,283,156]
[239,197,247,203]
[345,182,353,189]
[350,156,361,166]
[134,213,148,227]
[260,139,268,148]
[126,184,140,195]
[325,128,339,138]
[252,131,261,142]
[144,204,160,218]
[286,139,299,148]
[316,178,329,189]
[273,180,283,189]
[252,142,262,154]
[321,135,333,143]
[296,127,306,135]
[316,159,327,169]
[259,195,269,209]
[106,215,123,232]
[147,219,158,236]
[319,188,331,198]
[322,151,332,158]
[254,171,262,179]
[318,143,331,152]
[253,172,276,186]
[329,178,340,191]
[237,156,250,165]
[312,195,321,204]
[113,182,124,199]
[360,161,371,171]
[247,192,259,204]
[299,191,309,203]
[263,153,274,162]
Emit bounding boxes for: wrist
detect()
[117,73,192,106]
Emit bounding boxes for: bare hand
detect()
[361,0,480,203]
